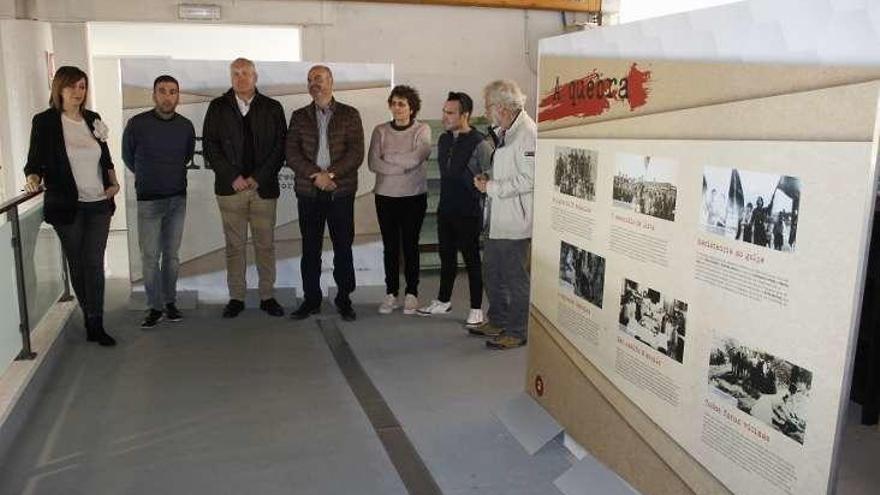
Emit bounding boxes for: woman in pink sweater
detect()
[368,85,432,315]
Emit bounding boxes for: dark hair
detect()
[446,91,473,118]
[50,66,88,111]
[387,85,421,119]
[153,75,179,91]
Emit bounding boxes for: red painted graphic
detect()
[538,63,652,123]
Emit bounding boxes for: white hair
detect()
[483,79,526,112]
[230,57,256,71]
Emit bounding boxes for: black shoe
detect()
[94,330,117,347]
[222,299,245,318]
[141,309,164,328]
[86,316,116,347]
[289,302,320,320]
[260,298,284,317]
[337,305,357,322]
[165,303,183,322]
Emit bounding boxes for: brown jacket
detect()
[286,99,364,198]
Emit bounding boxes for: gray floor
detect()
[0,274,570,495]
[835,403,880,495]
[1,273,878,495]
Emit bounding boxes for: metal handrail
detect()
[0,188,42,215]
[1,187,70,361]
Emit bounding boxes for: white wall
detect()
[0,0,16,19]
[304,4,560,118]
[619,0,743,24]
[89,23,301,61]
[34,1,562,118]
[0,20,53,202]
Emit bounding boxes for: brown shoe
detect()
[468,321,504,338]
[486,334,527,350]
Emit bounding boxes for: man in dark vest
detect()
[418,92,492,330]
[203,57,287,318]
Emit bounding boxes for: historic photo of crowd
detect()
[559,241,606,309]
[701,166,801,253]
[554,145,598,201]
[709,337,812,445]
[612,153,678,221]
[618,279,687,363]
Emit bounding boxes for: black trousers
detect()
[53,201,112,319]
[297,193,355,308]
[375,194,427,297]
[437,213,482,309]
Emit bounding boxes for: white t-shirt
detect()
[61,114,105,202]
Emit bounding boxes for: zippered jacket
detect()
[202,89,287,199]
[485,111,537,240]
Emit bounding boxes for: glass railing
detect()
[0,191,70,367]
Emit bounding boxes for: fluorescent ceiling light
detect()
[178,3,221,21]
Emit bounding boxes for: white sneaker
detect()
[465,309,485,328]
[403,294,419,315]
[417,299,452,316]
[378,294,399,314]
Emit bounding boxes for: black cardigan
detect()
[24,108,116,225]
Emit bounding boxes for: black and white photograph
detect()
[709,337,813,445]
[554,145,598,201]
[612,153,678,221]
[559,241,606,308]
[701,166,801,253]
[618,278,687,363]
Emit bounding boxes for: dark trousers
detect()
[485,239,531,339]
[437,214,482,309]
[375,194,427,297]
[54,201,112,319]
[297,193,355,308]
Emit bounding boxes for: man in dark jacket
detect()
[286,65,364,321]
[203,58,287,318]
[417,92,492,329]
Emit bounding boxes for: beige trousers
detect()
[216,189,277,300]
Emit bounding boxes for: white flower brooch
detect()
[92,119,109,142]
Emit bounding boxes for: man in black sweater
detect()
[417,92,492,328]
[202,58,287,318]
[123,75,195,328]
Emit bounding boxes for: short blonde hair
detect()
[483,79,526,113]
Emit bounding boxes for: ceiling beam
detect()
[353,0,602,14]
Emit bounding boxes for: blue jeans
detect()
[138,195,187,310]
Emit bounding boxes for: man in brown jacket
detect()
[286,65,364,321]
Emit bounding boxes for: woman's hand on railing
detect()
[24,174,42,193]
[105,183,120,199]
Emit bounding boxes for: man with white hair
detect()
[473,79,537,350]
[203,57,288,319]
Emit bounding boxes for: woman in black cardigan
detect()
[24,66,120,346]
